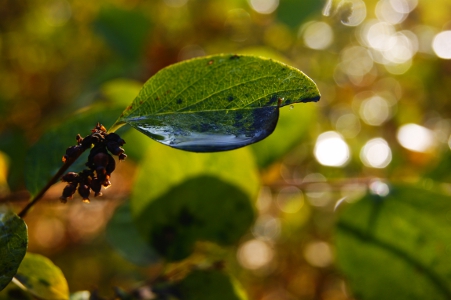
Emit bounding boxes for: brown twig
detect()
[17,151,84,218]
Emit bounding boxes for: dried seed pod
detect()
[118,153,127,161]
[106,133,126,146]
[62,145,82,162]
[61,172,79,183]
[78,184,91,202]
[105,154,116,175]
[60,183,77,203]
[90,178,103,197]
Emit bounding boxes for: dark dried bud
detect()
[106,133,126,146]
[60,183,77,203]
[78,184,91,203]
[90,178,103,197]
[105,154,116,175]
[61,172,79,183]
[76,134,83,144]
[106,142,124,157]
[81,135,94,150]
[62,145,82,162]
[118,153,127,161]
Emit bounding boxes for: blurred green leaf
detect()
[93,5,151,61]
[173,270,248,300]
[15,253,69,300]
[251,104,317,168]
[112,54,320,152]
[24,105,123,197]
[101,78,142,107]
[137,175,255,261]
[0,211,27,291]
[336,185,451,300]
[106,201,160,266]
[277,0,324,28]
[0,130,27,191]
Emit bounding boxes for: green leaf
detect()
[106,201,160,266]
[14,253,69,300]
[24,105,124,197]
[336,184,451,300]
[173,270,248,300]
[112,54,320,152]
[137,175,255,261]
[0,211,27,291]
[131,142,259,261]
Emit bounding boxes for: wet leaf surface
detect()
[336,185,451,300]
[15,253,69,300]
[0,211,27,291]
[112,54,320,152]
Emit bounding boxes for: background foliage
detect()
[1,0,451,299]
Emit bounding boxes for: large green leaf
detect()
[14,253,69,300]
[24,105,124,197]
[136,175,255,261]
[131,141,259,261]
[106,201,160,266]
[172,270,248,300]
[0,211,27,291]
[336,184,451,300]
[111,54,320,152]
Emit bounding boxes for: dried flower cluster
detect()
[60,123,126,203]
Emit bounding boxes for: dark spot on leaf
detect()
[208,60,214,65]
[176,99,183,104]
[281,68,286,71]
[230,54,240,60]
[126,105,133,111]
[38,278,51,287]
[227,95,234,102]
[178,207,195,226]
[155,97,160,101]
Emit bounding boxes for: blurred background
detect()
[1,0,451,299]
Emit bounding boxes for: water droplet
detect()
[290,105,294,110]
[125,107,280,152]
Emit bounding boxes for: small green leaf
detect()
[0,211,27,291]
[106,201,160,266]
[15,253,69,300]
[336,185,451,300]
[173,270,248,300]
[112,54,320,152]
[24,105,124,197]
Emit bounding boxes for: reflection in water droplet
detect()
[289,105,294,110]
[126,106,279,152]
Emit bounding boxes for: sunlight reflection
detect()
[359,95,391,126]
[360,138,392,168]
[238,239,274,270]
[369,180,390,196]
[303,241,333,268]
[276,186,304,213]
[397,123,435,152]
[314,131,350,167]
[302,22,334,50]
[248,0,279,14]
[432,31,451,59]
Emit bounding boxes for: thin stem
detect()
[18,151,84,218]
